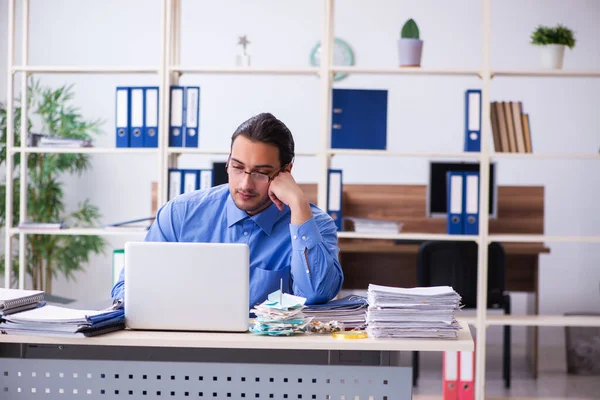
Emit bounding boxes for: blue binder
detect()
[184,86,200,148]
[327,169,343,231]
[129,87,144,148]
[168,168,183,201]
[115,87,130,148]
[331,88,388,150]
[463,171,480,235]
[143,87,159,148]
[446,171,464,235]
[169,86,185,147]
[464,89,482,152]
[198,169,213,190]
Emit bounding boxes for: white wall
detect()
[1,0,599,347]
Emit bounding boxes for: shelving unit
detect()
[3,1,599,399]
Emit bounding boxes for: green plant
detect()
[0,79,106,292]
[401,18,420,40]
[531,24,576,49]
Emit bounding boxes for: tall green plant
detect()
[0,79,106,292]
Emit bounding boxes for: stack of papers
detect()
[303,295,368,329]
[0,288,45,316]
[366,284,462,339]
[344,217,403,233]
[250,291,312,336]
[0,304,125,338]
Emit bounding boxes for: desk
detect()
[0,326,473,400]
[338,240,549,378]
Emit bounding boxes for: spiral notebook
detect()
[0,288,45,312]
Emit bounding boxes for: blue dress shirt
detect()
[111,184,343,307]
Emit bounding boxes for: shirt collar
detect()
[226,193,284,236]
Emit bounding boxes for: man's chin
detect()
[234,196,271,215]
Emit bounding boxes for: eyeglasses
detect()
[226,164,287,184]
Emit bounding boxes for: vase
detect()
[397,39,423,67]
[539,44,565,69]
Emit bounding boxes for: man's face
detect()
[228,135,281,215]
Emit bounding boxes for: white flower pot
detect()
[398,39,423,67]
[539,44,565,69]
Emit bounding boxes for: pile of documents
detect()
[344,217,403,234]
[0,304,125,338]
[366,284,462,339]
[250,291,312,336]
[303,295,368,330]
[0,288,45,316]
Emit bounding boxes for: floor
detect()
[403,344,600,399]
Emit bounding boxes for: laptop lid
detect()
[124,241,250,332]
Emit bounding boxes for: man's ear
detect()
[286,163,293,173]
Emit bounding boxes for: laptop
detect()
[124,241,250,332]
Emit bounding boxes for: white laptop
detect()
[124,241,250,332]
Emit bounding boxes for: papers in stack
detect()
[303,295,368,329]
[344,217,403,234]
[0,304,125,338]
[0,288,45,315]
[366,284,462,339]
[250,291,312,336]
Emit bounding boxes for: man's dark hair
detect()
[230,113,295,167]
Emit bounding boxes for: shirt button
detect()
[306,269,310,274]
[301,235,307,241]
[243,231,248,236]
[293,235,297,240]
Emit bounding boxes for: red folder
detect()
[442,351,458,400]
[458,342,475,400]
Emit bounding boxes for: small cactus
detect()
[401,19,420,39]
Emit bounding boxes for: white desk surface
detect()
[0,321,473,352]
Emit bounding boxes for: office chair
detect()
[411,241,511,389]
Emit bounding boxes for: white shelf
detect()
[491,152,600,160]
[337,232,480,242]
[492,69,600,78]
[10,228,148,236]
[486,315,600,327]
[170,66,319,76]
[488,234,600,244]
[332,66,480,76]
[10,147,159,154]
[328,149,481,159]
[11,66,158,74]
[167,148,318,157]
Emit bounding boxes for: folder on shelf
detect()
[458,346,475,400]
[184,86,200,148]
[464,89,481,152]
[331,88,388,150]
[115,87,130,148]
[143,86,159,148]
[199,169,213,190]
[182,169,199,194]
[169,86,185,147]
[442,351,458,400]
[327,169,343,231]
[463,171,479,235]
[112,249,124,287]
[446,171,464,235]
[129,87,145,148]
[168,168,183,201]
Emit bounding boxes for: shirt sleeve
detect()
[288,208,343,305]
[110,201,182,300]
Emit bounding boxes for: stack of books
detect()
[250,290,312,336]
[0,304,124,337]
[0,288,45,316]
[490,101,533,153]
[303,295,368,330]
[344,217,403,234]
[366,284,462,339]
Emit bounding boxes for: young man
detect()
[111,113,343,307]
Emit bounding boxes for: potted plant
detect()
[398,18,423,67]
[530,24,576,69]
[0,79,106,292]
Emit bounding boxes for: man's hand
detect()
[269,171,312,225]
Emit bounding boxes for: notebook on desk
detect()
[124,241,250,332]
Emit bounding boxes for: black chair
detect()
[411,241,511,389]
